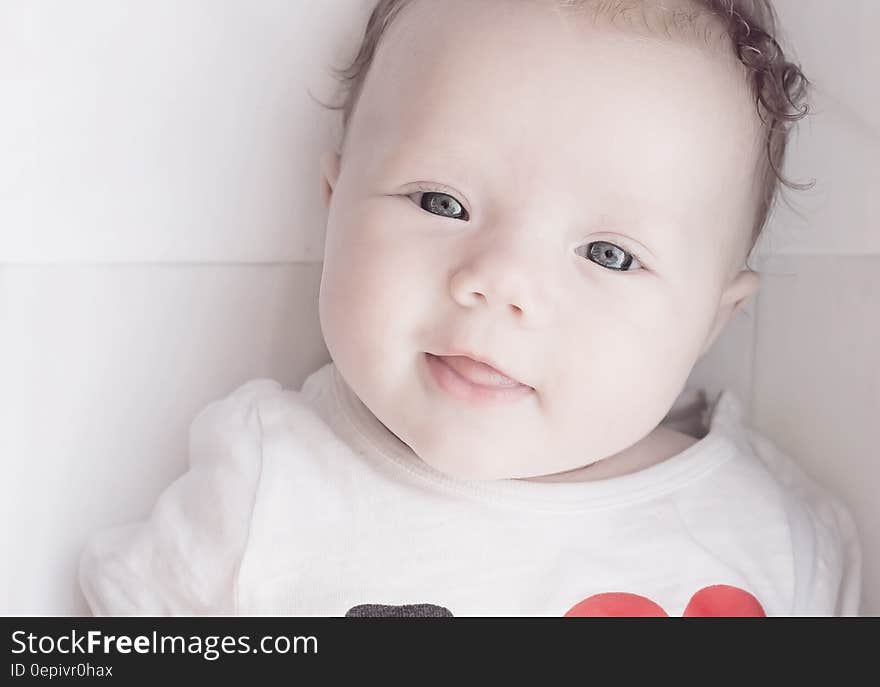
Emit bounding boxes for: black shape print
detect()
[345,603,454,617]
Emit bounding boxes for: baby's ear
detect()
[699,269,761,358]
[319,151,341,209]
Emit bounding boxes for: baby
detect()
[79,0,862,616]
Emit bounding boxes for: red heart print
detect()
[564,584,766,617]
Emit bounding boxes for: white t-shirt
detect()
[78,362,863,617]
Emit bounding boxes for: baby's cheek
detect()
[320,257,380,363]
[324,272,377,343]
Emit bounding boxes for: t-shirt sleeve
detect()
[785,487,863,616]
[78,379,283,616]
[748,429,863,616]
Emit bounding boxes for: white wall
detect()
[1,0,877,615]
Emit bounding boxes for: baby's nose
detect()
[448,236,554,326]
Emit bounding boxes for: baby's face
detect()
[318,0,762,480]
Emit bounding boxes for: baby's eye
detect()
[408,190,470,221]
[404,191,643,272]
[577,241,644,272]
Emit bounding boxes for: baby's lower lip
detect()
[423,353,534,404]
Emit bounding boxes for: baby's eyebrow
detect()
[380,144,480,183]
[594,211,670,253]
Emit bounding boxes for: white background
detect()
[1,0,877,615]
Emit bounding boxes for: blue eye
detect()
[405,188,644,273]
[578,241,644,272]
[410,189,469,221]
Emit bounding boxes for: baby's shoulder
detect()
[683,426,862,614]
[194,378,286,423]
[694,425,855,539]
[743,429,862,613]
[189,377,277,437]
[191,378,308,438]
[183,377,322,480]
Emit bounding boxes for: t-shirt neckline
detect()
[327,362,740,512]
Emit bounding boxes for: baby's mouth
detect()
[423,353,534,404]
[434,355,525,388]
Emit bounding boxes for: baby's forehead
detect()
[353,0,759,173]
[374,0,736,74]
[361,0,749,126]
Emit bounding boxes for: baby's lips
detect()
[436,355,525,387]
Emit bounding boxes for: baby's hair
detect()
[316,0,814,265]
